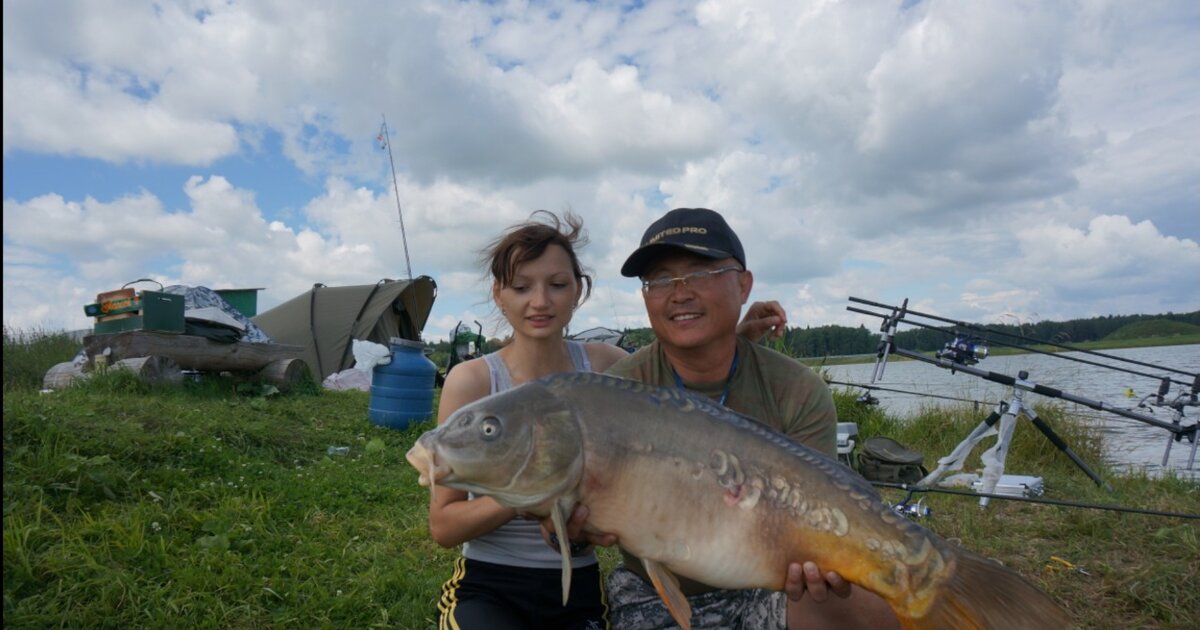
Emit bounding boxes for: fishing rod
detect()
[849,296,1195,388]
[852,304,1195,389]
[851,303,1192,436]
[378,115,413,280]
[873,481,1200,521]
[851,301,1200,432]
[849,296,1197,384]
[825,379,993,408]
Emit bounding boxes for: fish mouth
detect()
[406,442,451,489]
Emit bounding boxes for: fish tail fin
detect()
[904,549,1073,630]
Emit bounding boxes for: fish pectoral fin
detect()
[551,503,572,606]
[427,458,437,501]
[642,559,692,630]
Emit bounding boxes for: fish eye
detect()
[480,416,501,440]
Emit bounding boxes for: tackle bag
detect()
[857,436,928,484]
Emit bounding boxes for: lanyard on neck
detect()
[671,348,740,407]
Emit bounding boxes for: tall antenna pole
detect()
[379,114,413,280]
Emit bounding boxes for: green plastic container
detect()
[92,291,185,335]
[214,288,264,318]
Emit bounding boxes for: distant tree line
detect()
[608,310,1200,358]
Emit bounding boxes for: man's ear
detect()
[738,269,754,305]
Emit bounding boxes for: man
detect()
[565,208,899,629]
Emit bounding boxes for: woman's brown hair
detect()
[481,210,593,304]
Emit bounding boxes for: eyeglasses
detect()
[640,266,743,297]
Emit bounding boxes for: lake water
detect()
[823,344,1200,480]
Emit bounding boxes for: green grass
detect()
[832,396,1200,629]
[4,330,1198,628]
[3,370,454,628]
[3,326,82,392]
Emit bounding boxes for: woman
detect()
[429,211,628,629]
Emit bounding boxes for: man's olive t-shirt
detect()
[605,336,837,454]
[605,335,838,595]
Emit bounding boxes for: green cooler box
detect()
[87,291,186,335]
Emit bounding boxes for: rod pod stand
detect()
[1158,402,1199,471]
[916,368,1112,508]
[865,299,907,386]
[1152,374,1199,470]
[888,346,1114,503]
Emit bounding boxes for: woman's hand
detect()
[738,300,788,342]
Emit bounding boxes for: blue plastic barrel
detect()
[368,337,437,430]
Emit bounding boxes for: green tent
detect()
[252,276,437,381]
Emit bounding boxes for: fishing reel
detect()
[856,392,880,406]
[891,497,931,520]
[936,336,989,366]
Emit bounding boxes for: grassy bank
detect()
[4,377,451,627]
[4,330,1198,628]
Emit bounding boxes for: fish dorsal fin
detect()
[551,502,572,605]
[642,558,692,630]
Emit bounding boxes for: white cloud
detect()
[1014,215,1200,306]
[2,66,240,164]
[2,0,1198,341]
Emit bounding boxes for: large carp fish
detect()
[407,372,1071,629]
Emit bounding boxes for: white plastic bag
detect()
[352,339,391,372]
[322,369,373,392]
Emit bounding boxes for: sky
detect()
[4,0,1198,345]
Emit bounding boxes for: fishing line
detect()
[825,379,993,407]
[872,481,1200,520]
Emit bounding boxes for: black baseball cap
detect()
[620,208,746,277]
